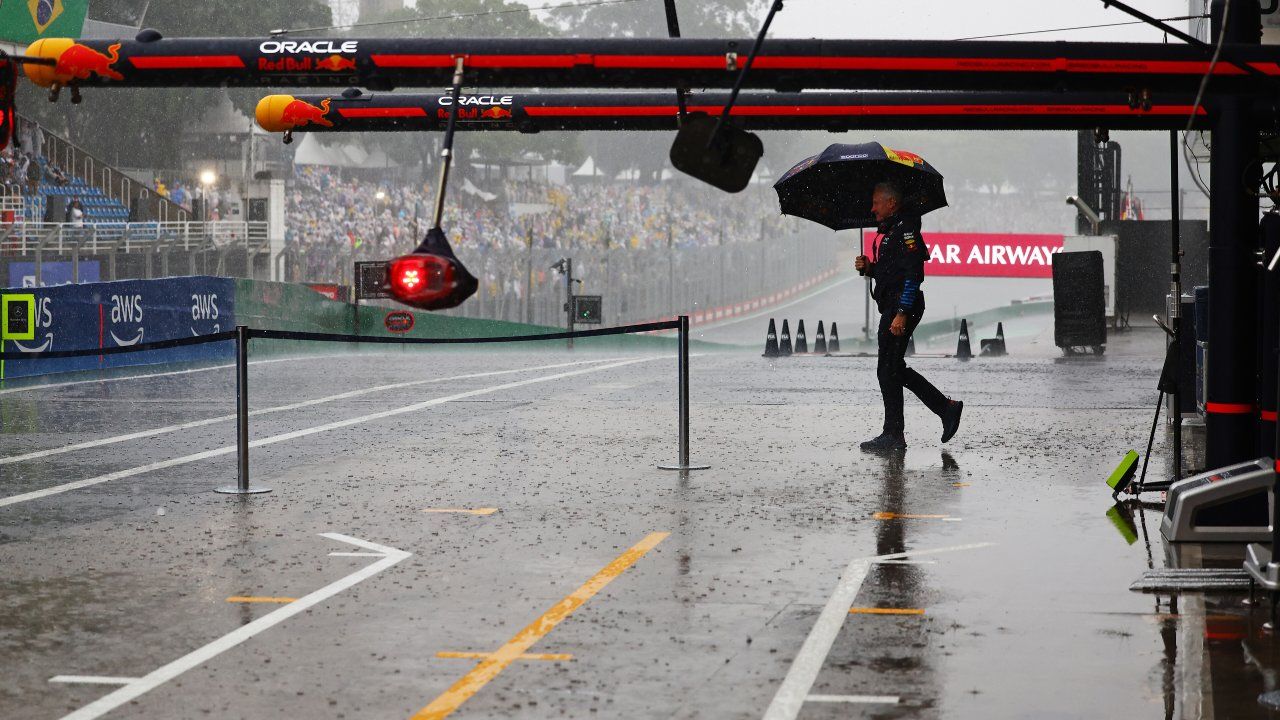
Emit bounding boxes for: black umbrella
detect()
[773,142,947,230]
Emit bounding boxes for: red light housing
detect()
[384,228,478,310]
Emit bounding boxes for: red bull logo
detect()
[435,106,514,121]
[256,95,335,132]
[315,55,358,72]
[278,97,333,129]
[24,40,125,85]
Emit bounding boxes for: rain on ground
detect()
[1,273,1270,720]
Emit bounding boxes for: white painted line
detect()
[0,352,360,397]
[874,559,936,565]
[762,542,994,720]
[942,518,964,522]
[328,552,385,557]
[806,695,900,704]
[0,357,623,466]
[56,533,410,720]
[0,356,657,508]
[49,676,138,685]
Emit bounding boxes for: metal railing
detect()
[18,113,191,223]
[1,220,271,283]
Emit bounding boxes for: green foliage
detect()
[558,0,765,38]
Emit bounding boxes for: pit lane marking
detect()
[49,677,138,686]
[806,695,901,704]
[847,607,925,616]
[0,352,362,397]
[52,533,410,720]
[873,512,961,521]
[762,542,994,720]
[0,356,657,508]
[436,651,574,662]
[409,531,669,720]
[0,357,625,467]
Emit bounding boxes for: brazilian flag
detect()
[1,1,89,46]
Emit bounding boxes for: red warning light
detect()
[385,227,478,310]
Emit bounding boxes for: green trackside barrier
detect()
[234,279,724,355]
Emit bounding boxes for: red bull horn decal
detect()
[255,95,334,132]
[56,42,124,82]
[279,97,333,129]
[315,55,358,72]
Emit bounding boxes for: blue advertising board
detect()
[0,276,237,380]
[8,261,102,288]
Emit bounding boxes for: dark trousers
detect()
[877,308,949,436]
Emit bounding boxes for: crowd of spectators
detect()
[284,165,788,263]
[1,119,73,196]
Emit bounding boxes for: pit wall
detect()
[0,276,695,380]
[0,276,237,381]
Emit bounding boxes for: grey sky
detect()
[769,0,1194,41]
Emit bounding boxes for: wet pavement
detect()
[2,308,1279,719]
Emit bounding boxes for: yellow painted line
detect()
[421,508,499,516]
[436,651,574,661]
[410,531,669,720]
[848,607,926,616]
[873,512,950,520]
[952,483,970,488]
[225,596,296,604]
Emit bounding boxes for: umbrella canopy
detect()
[773,142,947,231]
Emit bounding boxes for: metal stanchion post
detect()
[217,325,270,495]
[659,315,710,471]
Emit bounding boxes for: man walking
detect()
[855,182,963,452]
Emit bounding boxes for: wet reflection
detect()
[940,451,959,472]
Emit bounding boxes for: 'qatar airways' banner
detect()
[861,232,1064,278]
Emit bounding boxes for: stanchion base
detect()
[215,485,272,495]
[658,464,711,471]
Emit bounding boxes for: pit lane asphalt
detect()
[1,327,1274,719]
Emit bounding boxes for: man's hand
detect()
[890,312,907,336]
[854,255,869,275]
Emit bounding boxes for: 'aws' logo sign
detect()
[109,293,144,346]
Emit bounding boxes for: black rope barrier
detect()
[247,320,680,346]
[3,316,706,498]
[0,321,680,361]
[0,330,238,361]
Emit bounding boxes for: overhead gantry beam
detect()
[254,90,1212,133]
[21,35,1280,94]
